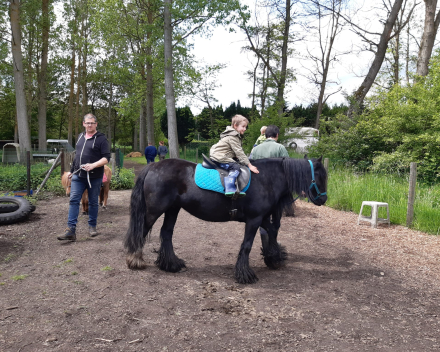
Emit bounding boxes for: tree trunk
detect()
[10,0,31,156]
[164,0,179,158]
[14,113,18,143]
[146,7,155,145]
[37,0,50,151]
[251,56,259,111]
[68,16,77,147]
[393,28,400,85]
[315,0,342,129]
[81,17,88,119]
[416,0,440,76]
[139,97,146,152]
[133,118,138,152]
[75,53,81,142]
[277,0,291,116]
[349,0,403,115]
[108,81,113,145]
[406,22,410,84]
[26,20,34,130]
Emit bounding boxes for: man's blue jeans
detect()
[67,174,102,229]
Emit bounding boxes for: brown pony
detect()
[61,165,112,214]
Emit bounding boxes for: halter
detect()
[308,159,326,201]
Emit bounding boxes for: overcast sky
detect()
[186,0,410,114]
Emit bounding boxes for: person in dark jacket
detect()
[158,141,168,161]
[57,113,111,241]
[144,142,157,163]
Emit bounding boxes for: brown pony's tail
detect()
[124,165,151,270]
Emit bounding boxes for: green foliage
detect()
[289,103,348,128]
[160,106,195,146]
[11,275,28,281]
[223,100,253,121]
[110,167,135,190]
[195,106,227,140]
[0,163,65,195]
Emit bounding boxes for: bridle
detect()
[308,159,326,201]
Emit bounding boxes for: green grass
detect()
[327,166,440,235]
[11,274,28,281]
[4,254,15,262]
[101,266,113,271]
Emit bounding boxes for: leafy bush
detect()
[110,167,135,190]
[0,163,65,195]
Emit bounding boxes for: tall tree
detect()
[348,0,405,116]
[163,0,243,158]
[164,0,179,157]
[10,0,31,156]
[37,0,50,151]
[303,0,345,129]
[416,0,440,76]
[241,0,298,117]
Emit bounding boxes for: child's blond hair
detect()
[260,126,267,134]
[231,114,249,128]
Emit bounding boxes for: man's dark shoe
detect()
[57,228,76,241]
[89,226,98,237]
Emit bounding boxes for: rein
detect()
[308,159,326,201]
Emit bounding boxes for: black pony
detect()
[124,156,327,284]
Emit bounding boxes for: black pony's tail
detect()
[124,165,151,269]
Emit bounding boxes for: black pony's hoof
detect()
[155,250,187,273]
[82,211,88,215]
[235,267,259,284]
[262,243,287,270]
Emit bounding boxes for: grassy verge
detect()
[0,163,135,196]
[327,166,440,235]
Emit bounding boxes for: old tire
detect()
[289,141,297,150]
[0,203,19,214]
[0,197,33,225]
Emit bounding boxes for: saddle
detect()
[201,154,251,192]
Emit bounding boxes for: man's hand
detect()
[81,163,96,172]
[67,172,72,179]
[249,163,259,174]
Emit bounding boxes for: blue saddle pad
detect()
[194,164,251,194]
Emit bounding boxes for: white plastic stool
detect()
[357,201,390,228]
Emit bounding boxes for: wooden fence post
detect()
[111,152,116,175]
[324,158,329,172]
[26,151,31,196]
[61,148,65,175]
[406,162,417,228]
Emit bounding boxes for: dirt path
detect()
[1,160,440,351]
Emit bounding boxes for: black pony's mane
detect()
[281,158,312,196]
[251,157,313,220]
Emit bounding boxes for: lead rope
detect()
[71,165,92,188]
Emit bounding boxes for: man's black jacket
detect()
[71,131,111,179]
